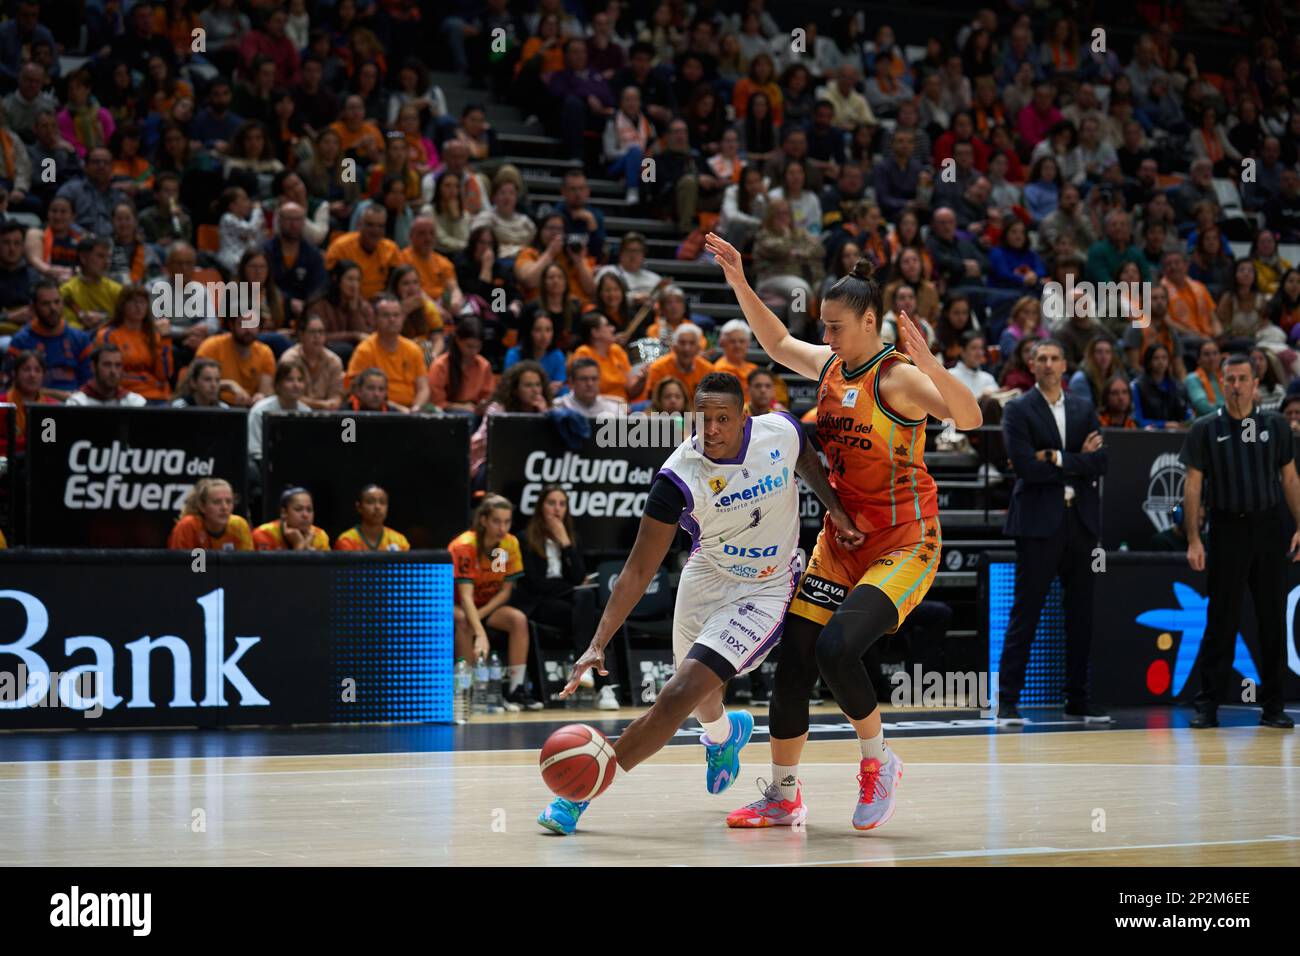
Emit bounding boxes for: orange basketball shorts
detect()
[788,513,942,630]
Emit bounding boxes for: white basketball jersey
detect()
[657,412,804,582]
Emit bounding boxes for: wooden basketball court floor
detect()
[1,706,1297,867]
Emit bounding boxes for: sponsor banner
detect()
[983,552,1300,705]
[261,412,470,549]
[486,414,668,550]
[0,550,454,729]
[1099,428,1187,550]
[26,407,248,547]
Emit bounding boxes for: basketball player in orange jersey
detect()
[704,233,983,830]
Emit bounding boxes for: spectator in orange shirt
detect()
[573,313,643,401]
[334,484,411,551]
[344,293,429,411]
[195,314,276,407]
[644,283,715,339]
[365,130,422,204]
[253,486,331,550]
[428,314,495,414]
[732,53,783,126]
[513,212,596,306]
[347,366,394,411]
[644,323,714,403]
[399,216,463,309]
[709,319,757,403]
[324,204,402,298]
[167,478,253,550]
[647,376,688,415]
[0,351,56,455]
[94,286,174,402]
[746,367,786,415]
[448,494,541,711]
[328,94,383,163]
[1161,249,1221,341]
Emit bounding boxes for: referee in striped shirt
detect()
[1181,354,1298,729]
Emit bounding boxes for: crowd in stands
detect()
[1,1,1300,550]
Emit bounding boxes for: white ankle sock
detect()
[507,665,526,691]
[858,732,888,764]
[700,713,731,744]
[773,764,799,802]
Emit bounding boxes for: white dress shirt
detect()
[1035,383,1075,503]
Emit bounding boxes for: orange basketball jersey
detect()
[814,344,939,532]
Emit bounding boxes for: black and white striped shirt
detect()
[1180,407,1294,513]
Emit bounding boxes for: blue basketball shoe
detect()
[703,711,754,794]
[537,797,589,835]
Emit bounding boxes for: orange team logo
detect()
[708,476,728,495]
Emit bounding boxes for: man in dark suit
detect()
[998,338,1110,724]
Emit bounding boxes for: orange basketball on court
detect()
[539,724,618,801]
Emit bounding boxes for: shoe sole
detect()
[537,816,573,835]
[853,761,903,832]
[726,805,808,829]
[502,702,522,713]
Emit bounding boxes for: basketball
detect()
[539,724,618,801]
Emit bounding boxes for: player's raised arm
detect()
[883,312,984,430]
[561,513,679,697]
[704,232,831,381]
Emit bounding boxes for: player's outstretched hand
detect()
[704,233,746,287]
[896,311,941,374]
[560,643,608,698]
[829,508,865,550]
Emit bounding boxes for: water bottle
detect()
[564,653,578,709]
[472,654,490,715]
[487,651,504,713]
[454,659,471,724]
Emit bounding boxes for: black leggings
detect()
[769,585,900,738]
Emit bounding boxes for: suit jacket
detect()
[1002,387,1108,539]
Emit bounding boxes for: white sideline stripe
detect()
[745,835,1300,867]
[0,722,1276,768]
[0,760,1296,785]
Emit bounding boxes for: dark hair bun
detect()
[850,258,876,281]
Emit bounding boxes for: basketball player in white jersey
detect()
[538,372,863,834]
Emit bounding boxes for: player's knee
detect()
[814,619,856,674]
[768,693,808,739]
